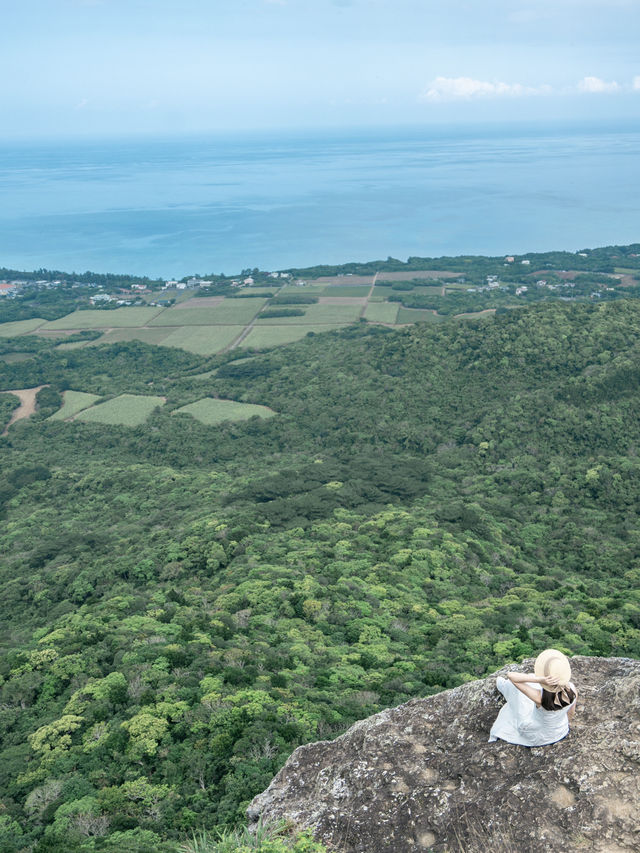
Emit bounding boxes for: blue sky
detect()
[2,0,640,137]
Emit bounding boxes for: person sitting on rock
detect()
[489,649,577,747]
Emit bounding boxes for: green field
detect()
[75,394,166,426]
[43,307,162,330]
[0,352,34,362]
[150,299,266,326]
[161,325,244,354]
[255,303,361,325]
[455,309,496,319]
[397,307,443,323]
[94,327,175,346]
[189,369,218,380]
[48,390,102,420]
[229,286,281,295]
[0,317,47,336]
[173,397,276,424]
[364,302,399,323]
[279,285,326,296]
[372,285,442,298]
[241,324,343,348]
[321,285,371,297]
[56,341,90,350]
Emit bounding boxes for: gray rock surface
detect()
[248,656,640,852]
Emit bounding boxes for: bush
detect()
[180,822,327,853]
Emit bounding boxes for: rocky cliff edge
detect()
[248,657,640,852]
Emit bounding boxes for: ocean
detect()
[1,121,639,279]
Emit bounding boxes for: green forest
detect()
[1,294,640,851]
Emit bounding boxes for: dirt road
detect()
[1,385,48,435]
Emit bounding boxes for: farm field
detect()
[94,328,175,347]
[364,302,399,323]
[0,317,46,336]
[74,393,166,426]
[174,296,224,309]
[376,270,461,281]
[280,285,326,296]
[0,280,500,367]
[172,397,276,424]
[312,274,375,285]
[372,285,442,298]
[161,325,244,354]
[397,307,443,323]
[1,352,34,362]
[255,303,361,325]
[232,286,281,294]
[43,307,162,330]
[48,390,101,420]
[149,299,266,326]
[456,308,497,319]
[321,285,371,297]
[241,324,343,349]
[56,340,91,350]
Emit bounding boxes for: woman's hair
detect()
[541,685,575,711]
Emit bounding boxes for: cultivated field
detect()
[397,307,443,323]
[320,286,371,297]
[364,302,399,323]
[43,307,162,330]
[149,299,266,326]
[312,275,375,285]
[172,397,276,424]
[241,324,342,349]
[94,328,175,347]
[56,341,91,351]
[1,352,34,362]
[372,285,442,298]
[160,326,244,354]
[75,394,166,426]
[174,296,224,309]
[376,270,461,281]
[280,285,326,296]
[317,296,367,305]
[49,390,101,420]
[255,303,361,325]
[1,273,490,364]
[0,318,46,336]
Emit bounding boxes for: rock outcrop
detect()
[248,657,640,852]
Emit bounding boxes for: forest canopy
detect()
[1,298,639,851]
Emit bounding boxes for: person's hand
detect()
[543,674,560,689]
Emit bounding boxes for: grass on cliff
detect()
[181,823,327,853]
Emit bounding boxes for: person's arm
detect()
[505,671,559,706]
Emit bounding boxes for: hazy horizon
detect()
[2,0,639,140]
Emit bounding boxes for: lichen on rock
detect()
[248,657,640,852]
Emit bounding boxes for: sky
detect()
[2,0,640,138]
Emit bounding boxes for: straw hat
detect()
[534,649,571,691]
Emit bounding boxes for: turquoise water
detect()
[1,122,639,278]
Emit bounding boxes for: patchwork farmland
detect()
[0,270,473,358]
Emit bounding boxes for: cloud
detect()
[420,77,550,102]
[632,76,640,91]
[577,76,620,93]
